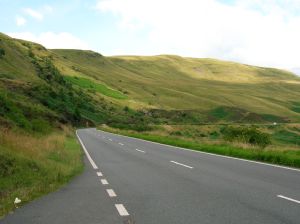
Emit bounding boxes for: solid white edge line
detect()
[135,149,146,153]
[76,131,98,170]
[101,179,109,185]
[96,130,300,173]
[106,189,117,197]
[115,204,129,216]
[97,171,103,177]
[170,160,193,169]
[277,195,300,204]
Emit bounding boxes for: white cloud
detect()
[96,0,300,70]
[43,5,53,13]
[16,16,26,26]
[8,32,90,50]
[23,8,44,20]
[291,68,300,76]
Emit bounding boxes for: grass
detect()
[65,76,127,100]
[52,48,300,122]
[0,127,83,218]
[273,130,300,145]
[145,123,300,147]
[99,126,300,169]
[291,102,300,113]
[2,33,300,122]
[210,107,229,120]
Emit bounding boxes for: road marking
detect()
[109,138,113,141]
[277,195,300,204]
[136,149,145,153]
[76,131,98,170]
[101,179,109,185]
[99,131,300,173]
[118,143,124,146]
[170,160,193,169]
[115,204,129,216]
[106,189,117,197]
[97,171,103,177]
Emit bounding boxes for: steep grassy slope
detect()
[51,50,300,123]
[0,33,138,130]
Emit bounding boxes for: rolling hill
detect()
[1,32,300,128]
[51,50,300,123]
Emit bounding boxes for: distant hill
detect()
[1,32,300,128]
[51,50,300,123]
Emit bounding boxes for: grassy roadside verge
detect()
[0,127,84,218]
[99,126,300,169]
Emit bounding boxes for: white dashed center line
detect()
[106,189,117,197]
[115,204,130,216]
[118,143,124,146]
[135,149,145,153]
[96,171,103,177]
[170,160,193,169]
[109,139,113,141]
[101,179,109,185]
[277,195,300,204]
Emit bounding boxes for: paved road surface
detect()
[2,128,300,224]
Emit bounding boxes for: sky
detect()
[1,0,300,74]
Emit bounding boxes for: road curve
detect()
[2,128,300,224]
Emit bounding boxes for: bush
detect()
[222,126,271,148]
[209,131,219,139]
[31,119,52,134]
[0,153,16,177]
[0,94,31,130]
[28,50,34,58]
[0,48,5,58]
[170,131,183,136]
[109,122,152,132]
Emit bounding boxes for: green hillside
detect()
[51,50,300,123]
[0,33,143,130]
[1,31,300,127]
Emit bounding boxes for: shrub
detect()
[0,48,5,58]
[0,152,16,177]
[170,131,183,136]
[222,126,271,148]
[0,94,31,130]
[31,119,52,134]
[28,50,34,58]
[209,131,219,139]
[109,122,152,132]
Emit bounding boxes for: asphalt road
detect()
[2,128,300,224]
